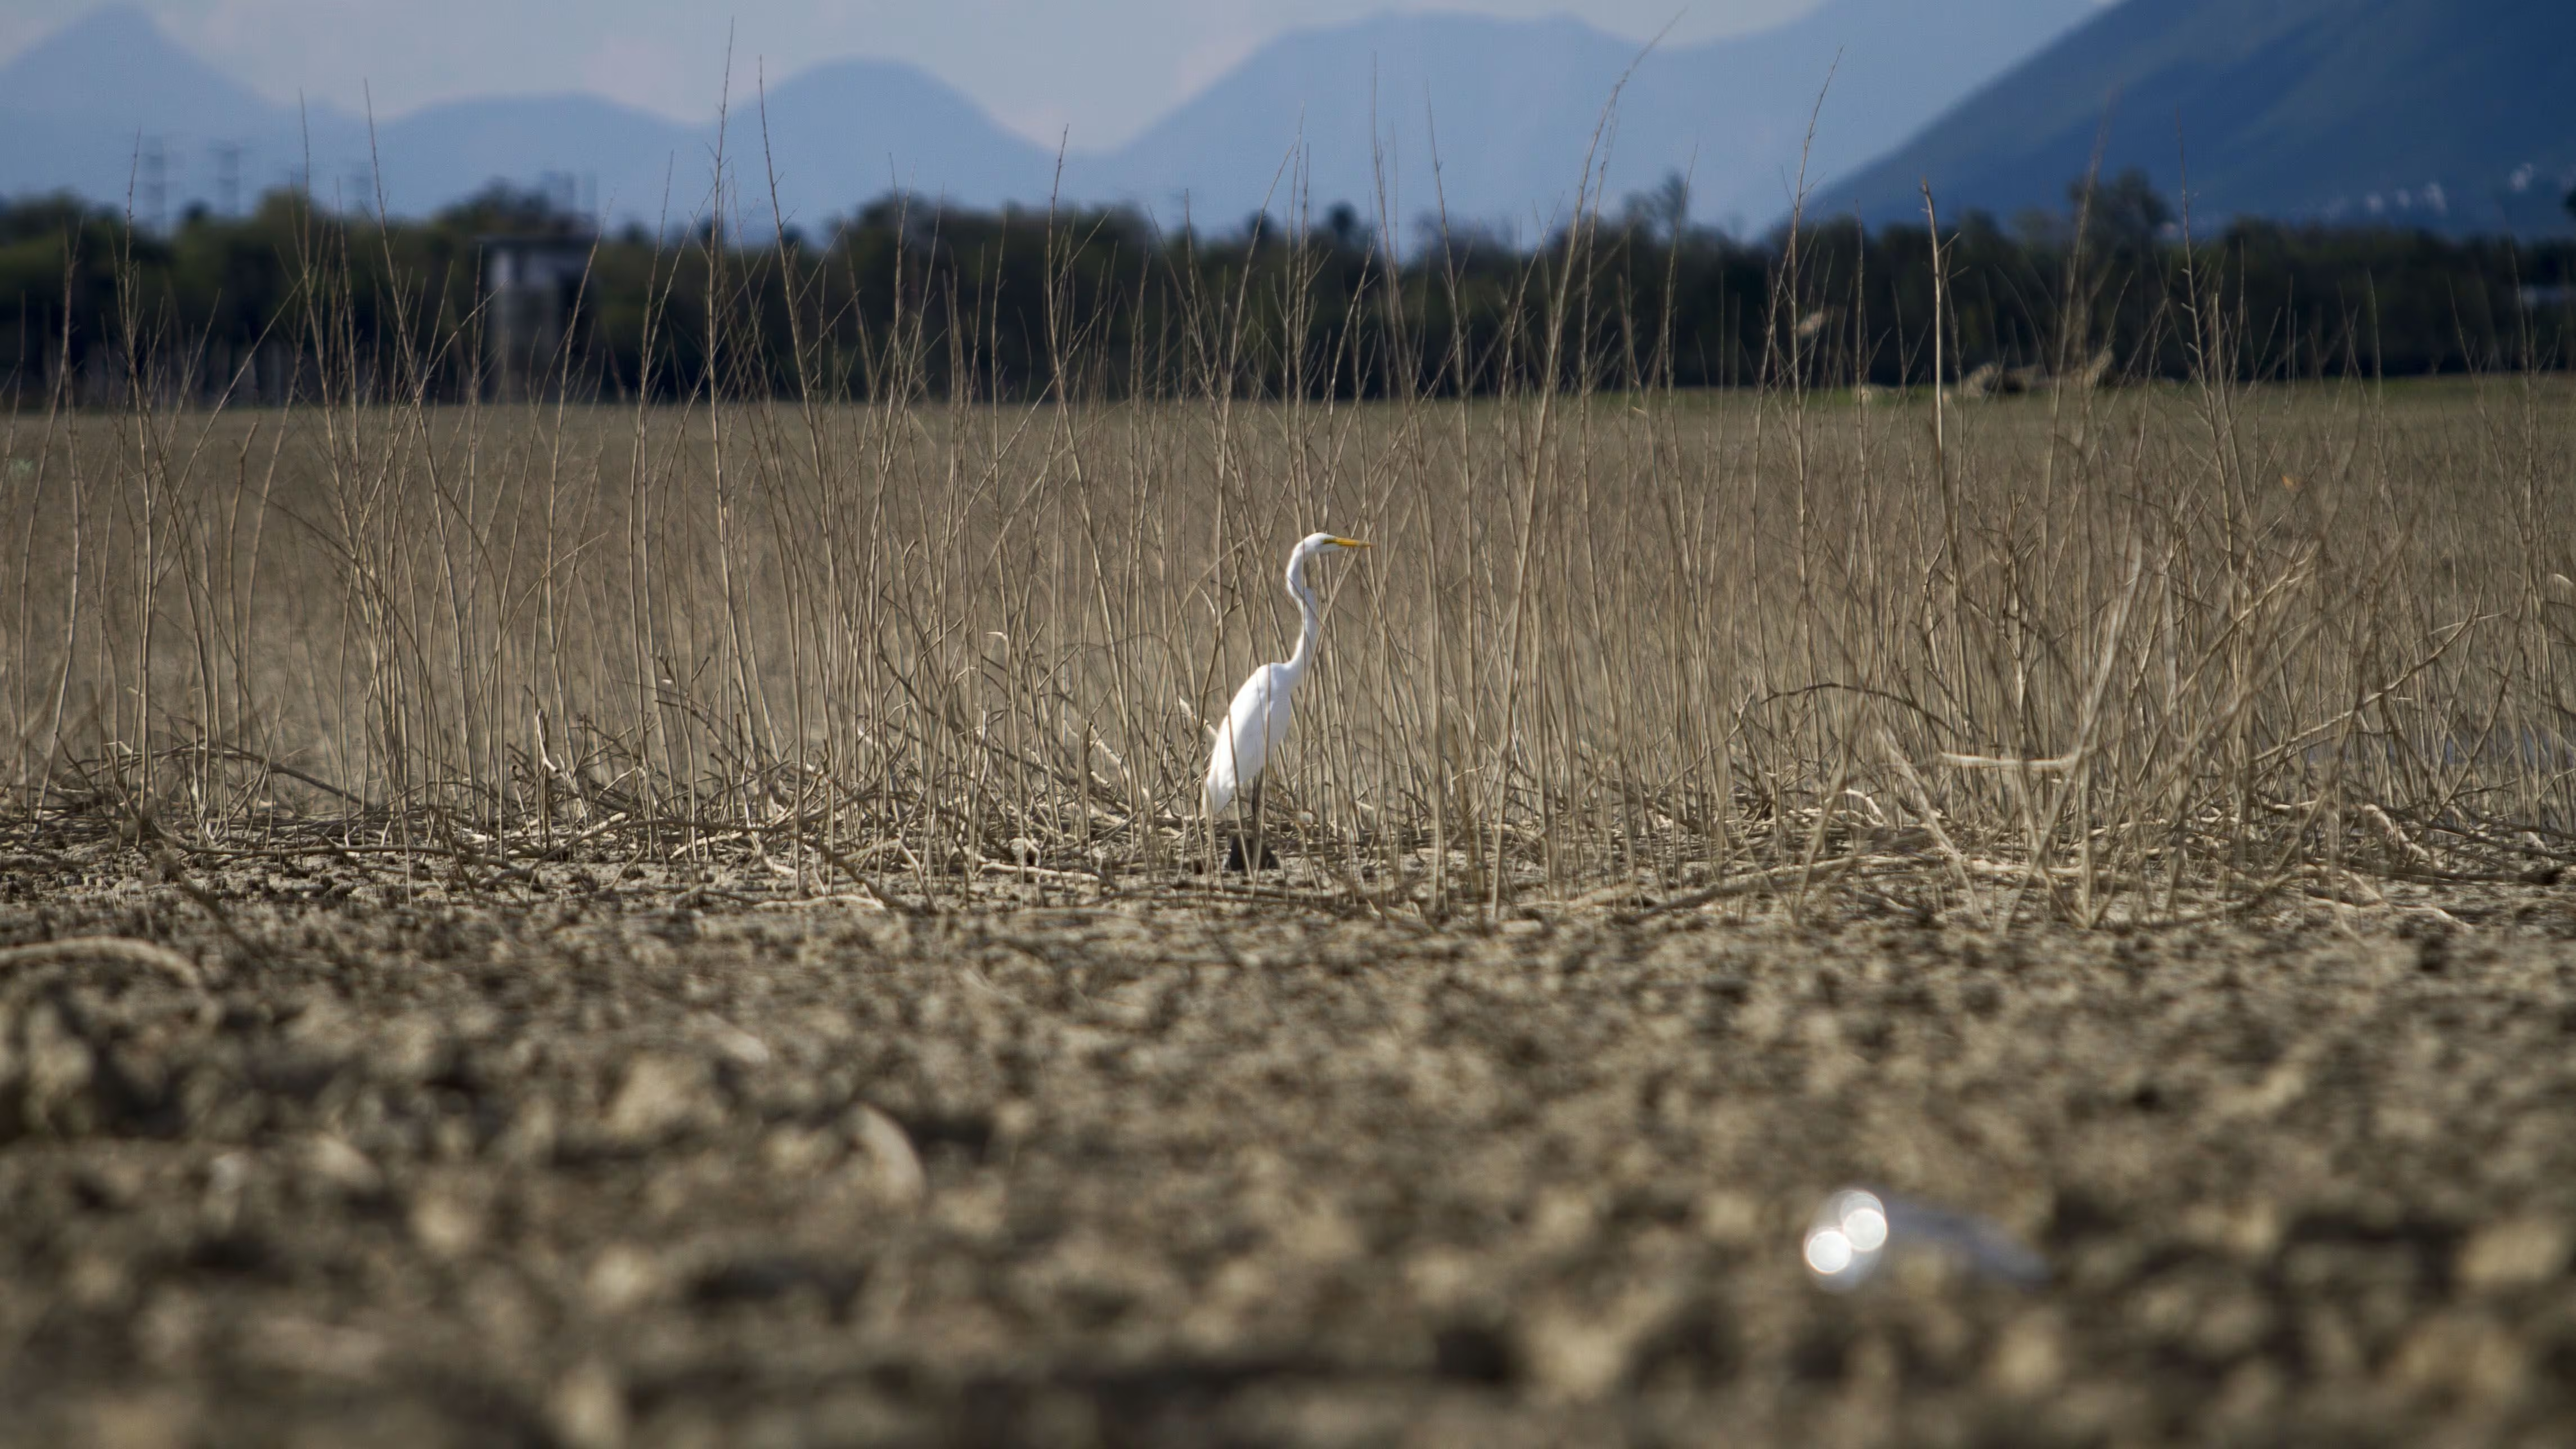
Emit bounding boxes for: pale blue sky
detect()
[0,1,1822,149]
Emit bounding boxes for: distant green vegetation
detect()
[3,170,2572,405]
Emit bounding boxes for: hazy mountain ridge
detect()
[1068,0,2103,232]
[41,0,2565,243]
[1818,0,2576,235]
[0,8,1057,225]
[0,2,2104,231]
[0,8,369,220]
[1057,14,1643,234]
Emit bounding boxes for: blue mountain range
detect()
[17,2,2568,239]
[0,2,2096,232]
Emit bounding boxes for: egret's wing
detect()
[1204,668,1263,814]
[1206,667,1284,815]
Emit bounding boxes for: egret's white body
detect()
[1204,532,1368,823]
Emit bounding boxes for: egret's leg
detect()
[1218,787,1257,874]
[1246,782,1266,880]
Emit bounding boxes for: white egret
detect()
[1204,532,1370,864]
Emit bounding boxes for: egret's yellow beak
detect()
[1329,537,1372,549]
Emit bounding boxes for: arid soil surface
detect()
[7,840,2576,1447]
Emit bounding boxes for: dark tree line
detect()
[3,170,2573,407]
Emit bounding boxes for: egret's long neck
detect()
[1281,553,1323,683]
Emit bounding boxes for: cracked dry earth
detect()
[6,844,2576,1447]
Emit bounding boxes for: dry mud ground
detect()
[7,844,2576,1447]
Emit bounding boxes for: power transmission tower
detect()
[212,142,242,218]
[140,134,167,235]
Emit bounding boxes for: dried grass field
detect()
[6,372,2576,1446]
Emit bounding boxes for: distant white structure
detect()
[481,235,594,401]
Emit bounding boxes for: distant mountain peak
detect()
[25,2,164,51]
[1,5,290,133]
[1818,0,2576,235]
[6,0,2102,234]
[1069,0,2098,230]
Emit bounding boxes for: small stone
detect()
[2458,1216,2570,1292]
[847,1105,925,1209]
[2388,1312,2526,1402]
[585,1245,663,1314]
[1989,1311,2065,1397]
[409,1187,484,1258]
[2190,1289,2274,1361]
[133,1290,205,1369]
[65,1250,130,1309]
[1528,1187,1599,1250]
[304,1136,383,1197]
[709,1024,771,1067]
[992,1098,1039,1147]
[432,1114,478,1161]
[762,1125,840,1177]
[1694,1190,1761,1245]
[200,1153,250,1232]
[1404,1247,1483,1313]
[2211,1360,2286,1424]
[1521,1309,1629,1400]
[603,1055,708,1146]
[372,1016,448,1083]
[244,1312,386,1380]
[1518,1289,1673,1401]
[73,1159,147,1210]
[548,1361,628,1449]
[494,1098,560,1165]
[23,1002,96,1107]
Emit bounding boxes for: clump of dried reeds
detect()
[6,135,2571,928]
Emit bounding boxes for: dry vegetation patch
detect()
[8,383,2574,921]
